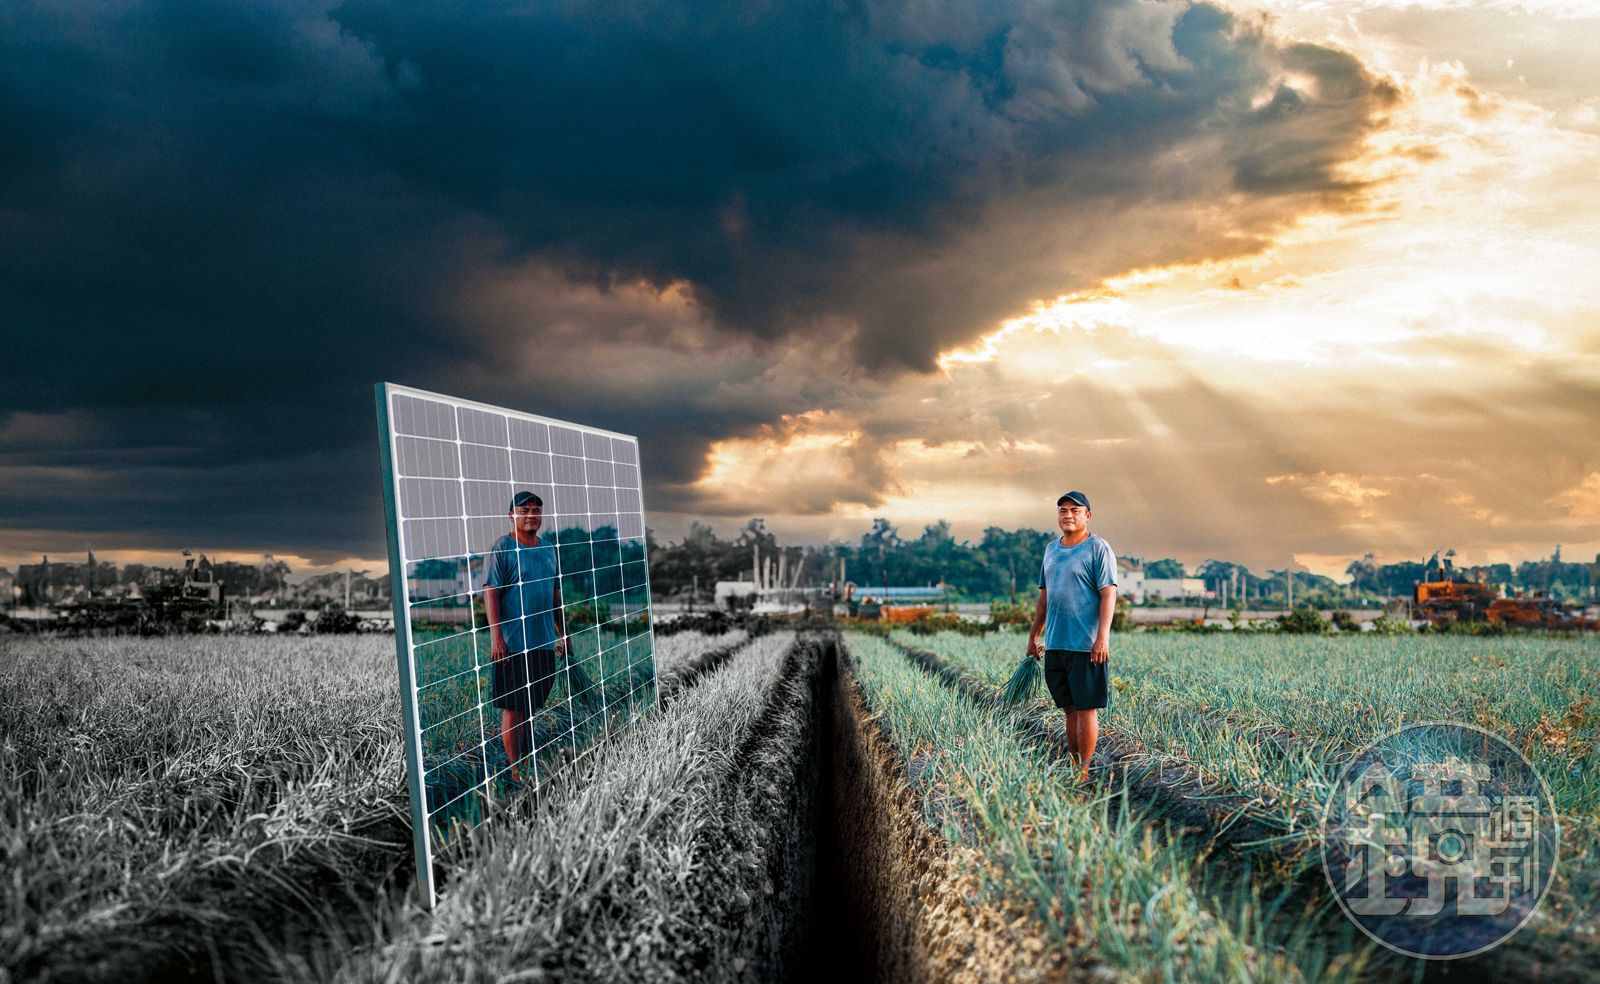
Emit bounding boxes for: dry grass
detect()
[1,635,410,983]
[653,629,748,676]
[3,630,828,984]
[327,631,827,983]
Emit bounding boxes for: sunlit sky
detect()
[671,0,1600,578]
[2,0,1596,582]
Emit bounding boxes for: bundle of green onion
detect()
[1002,654,1041,706]
[564,660,607,740]
[565,661,601,710]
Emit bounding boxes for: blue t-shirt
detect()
[1037,533,1117,652]
[484,534,561,653]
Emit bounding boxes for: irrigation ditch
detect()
[826,636,1077,983]
[591,625,1079,982]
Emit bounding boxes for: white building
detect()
[1115,558,1212,604]
[714,580,758,610]
[1117,562,1145,603]
[1143,577,1211,602]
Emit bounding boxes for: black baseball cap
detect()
[1057,490,1091,510]
[510,490,544,509]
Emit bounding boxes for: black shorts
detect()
[1043,650,1108,711]
[492,648,559,716]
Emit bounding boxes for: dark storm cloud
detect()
[324,0,1395,369]
[0,0,1396,558]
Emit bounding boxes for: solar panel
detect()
[375,383,658,907]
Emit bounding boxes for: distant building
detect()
[18,557,54,605]
[714,580,757,610]
[407,559,471,601]
[1143,577,1211,602]
[1115,557,1211,603]
[1117,558,1145,603]
[856,585,948,602]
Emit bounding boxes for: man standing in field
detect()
[484,490,566,782]
[1027,490,1117,782]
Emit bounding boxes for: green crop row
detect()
[846,631,1369,983]
[896,630,1600,973]
[906,632,1599,815]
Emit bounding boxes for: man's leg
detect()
[501,707,517,775]
[1063,709,1081,764]
[502,707,530,774]
[515,707,532,760]
[1073,708,1099,779]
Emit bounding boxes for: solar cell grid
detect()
[377,383,657,909]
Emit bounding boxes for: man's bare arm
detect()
[1026,587,1048,658]
[485,585,508,660]
[1090,584,1115,664]
[552,578,566,657]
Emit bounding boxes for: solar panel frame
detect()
[375,382,658,908]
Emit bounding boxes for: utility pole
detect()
[1286,556,1294,610]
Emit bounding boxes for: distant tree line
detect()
[7,528,1593,611]
[646,518,1057,603]
[646,521,1600,606]
[6,553,386,608]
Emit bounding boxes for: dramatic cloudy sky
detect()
[2,0,1596,578]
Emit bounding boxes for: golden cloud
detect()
[1550,472,1600,519]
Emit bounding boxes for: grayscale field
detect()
[1,630,791,983]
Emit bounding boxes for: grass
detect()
[328,631,820,982]
[408,624,659,846]
[1,635,409,983]
[893,629,1600,972]
[905,632,1599,813]
[7,627,1594,982]
[658,633,767,703]
[846,631,1369,983]
[2,629,820,983]
[654,629,748,675]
